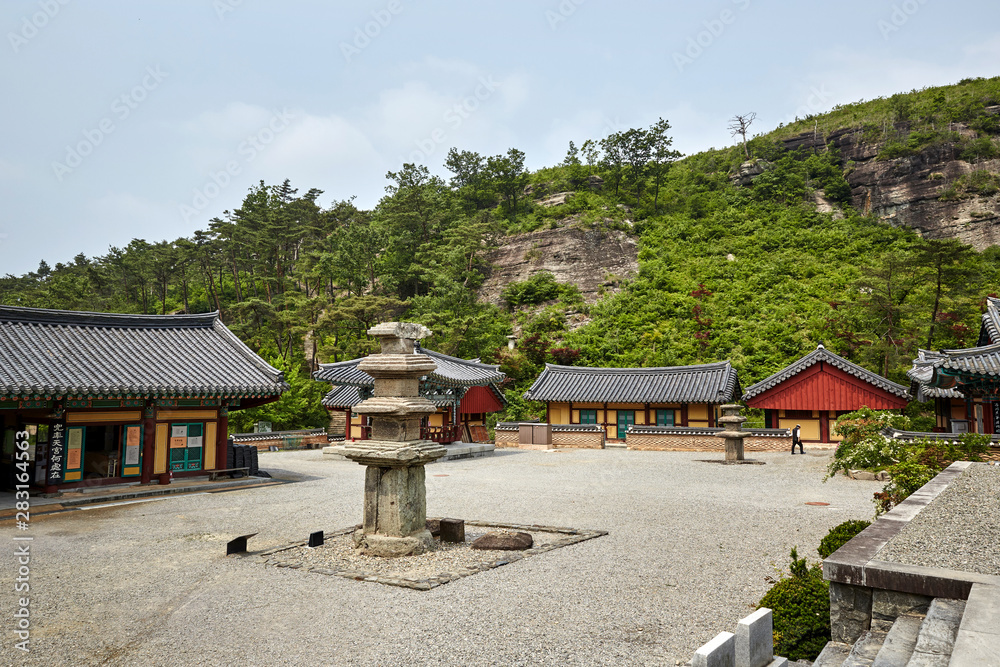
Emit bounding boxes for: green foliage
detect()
[817,520,871,558]
[501,272,581,310]
[874,460,936,516]
[228,356,330,434]
[758,548,830,662]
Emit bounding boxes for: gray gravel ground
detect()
[1,448,880,666]
[876,463,1000,575]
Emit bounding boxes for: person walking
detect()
[791,424,803,454]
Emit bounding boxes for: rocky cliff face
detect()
[477,221,638,307]
[780,114,1000,249]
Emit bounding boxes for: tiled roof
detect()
[977,296,1000,346]
[522,361,740,404]
[232,428,328,442]
[0,306,287,399]
[907,343,1000,394]
[321,385,363,408]
[742,345,909,400]
[313,347,505,388]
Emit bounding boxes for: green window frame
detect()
[169,422,205,472]
[656,409,675,427]
[579,409,598,425]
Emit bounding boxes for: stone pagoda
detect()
[715,403,748,462]
[333,322,446,557]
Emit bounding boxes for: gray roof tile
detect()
[522,361,740,404]
[908,344,1000,395]
[743,344,910,400]
[0,306,287,398]
[313,347,505,388]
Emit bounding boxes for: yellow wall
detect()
[688,404,708,421]
[153,423,168,474]
[779,419,820,441]
[204,422,218,470]
[548,402,571,425]
[66,410,142,424]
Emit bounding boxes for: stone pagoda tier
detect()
[715,403,748,462]
[333,322,446,557]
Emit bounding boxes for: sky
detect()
[1,0,999,276]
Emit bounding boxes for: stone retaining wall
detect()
[552,430,604,449]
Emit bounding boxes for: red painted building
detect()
[743,345,910,443]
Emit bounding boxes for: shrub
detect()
[817,520,871,558]
[874,460,936,515]
[759,548,830,662]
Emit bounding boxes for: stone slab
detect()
[954,583,1000,636]
[949,628,1000,667]
[736,608,773,667]
[693,631,735,667]
[911,598,965,659]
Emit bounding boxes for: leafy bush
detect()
[874,460,936,515]
[759,548,830,662]
[817,520,871,558]
[502,272,571,309]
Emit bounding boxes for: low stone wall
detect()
[552,428,604,449]
[493,426,520,449]
[626,426,794,452]
[232,428,330,451]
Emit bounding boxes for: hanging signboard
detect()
[63,426,84,482]
[124,425,141,465]
[47,422,66,484]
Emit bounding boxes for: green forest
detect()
[4,77,1000,431]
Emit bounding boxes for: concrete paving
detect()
[0,448,881,666]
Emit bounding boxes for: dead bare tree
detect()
[728,112,756,159]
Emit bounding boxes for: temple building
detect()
[314,347,506,444]
[0,306,287,492]
[521,362,741,441]
[742,345,910,443]
[908,296,1000,434]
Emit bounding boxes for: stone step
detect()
[872,614,924,667]
[813,641,853,667]
[948,583,1000,667]
[906,598,965,667]
[842,628,888,667]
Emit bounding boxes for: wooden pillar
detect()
[645,403,650,426]
[820,411,830,443]
[569,401,574,424]
[545,403,550,424]
[680,404,689,427]
[216,407,229,472]
[602,402,608,438]
[140,402,156,484]
[708,404,715,427]
[345,408,352,440]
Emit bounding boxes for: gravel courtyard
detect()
[3,448,880,666]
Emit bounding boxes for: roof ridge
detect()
[0,305,217,329]
[544,361,732,373]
